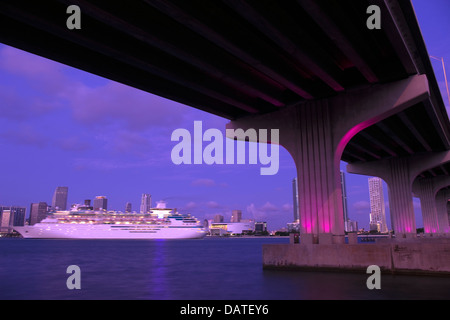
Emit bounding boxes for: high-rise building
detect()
[29,202,48,225]
[125,202,132,213]
[340,172,350,231]
[140,194,152,213]
[292,178,299,222]
[52,186,68,210]
[0,209,12,233]
[368,177,388,233]
[0,207,26,232]
[255,221,267,234]
[231,210,242,223]
[214,214,224,223]
[346,220,359,232]
[93,196,108,211]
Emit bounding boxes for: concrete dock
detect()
[262,238,450,276]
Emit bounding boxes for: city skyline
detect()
[0,0,448,231]
[0,176,390,232]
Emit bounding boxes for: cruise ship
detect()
[14,201,207,239]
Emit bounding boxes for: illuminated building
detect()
[368,177,388,233]
[93,196,108,211]
[29,202,48,225]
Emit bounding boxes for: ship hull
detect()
[14,224,207,240]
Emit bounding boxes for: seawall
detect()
[262,239,450,275]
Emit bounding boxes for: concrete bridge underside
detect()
[1,1,450,252]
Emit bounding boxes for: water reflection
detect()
[1,238,449,300]
[262,269,450,300]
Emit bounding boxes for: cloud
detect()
[56,136,91,152]
[0,124,48,148]
[0,45,229,172]
[206,201,220,208]
[184,201,197,210]
[95,130,154,158]
[191,178,216,187]
[0,87,32,120]
[246,202,283,221]
[0,85,64,121]
[348,185,366,196]
[190,178,229,188]
[352,201,371,215]
[67,81,187,131]
[71,157,161,171]
[0,45,187,140]
[281,203,293,211]
[0,46,74,116]
[260,202,278,212]
[0,45,67,88]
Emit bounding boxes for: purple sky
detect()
[0,0,449,231]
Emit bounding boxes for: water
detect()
[1,237,449,300]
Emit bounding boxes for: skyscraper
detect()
[125,202,132,213]
[231,210,242,223]
[52,186,68,210]
[29,202,48,225]
[368,177,388,233]
[11,207,26,227]
[0,207,26,232]
[140,194,152,213]
[0,209,12,233]
[292,178,299,222]
[93,196,108,211]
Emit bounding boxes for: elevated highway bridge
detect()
[1,0,449,242]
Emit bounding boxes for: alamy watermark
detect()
[366,5,381,30]
[66,5,81,30]
[366,265,381,290]
[171,121,279,175]
[66,265,81,290]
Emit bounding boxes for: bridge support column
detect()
[415,178,440,234]
[448,202,450,230]
[435,189,450,234]
[227,74,429,244]
[228,99,344,244]
[387,158,416,237]
[414,175,450,234]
